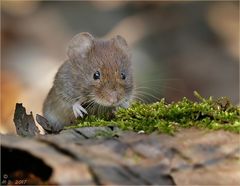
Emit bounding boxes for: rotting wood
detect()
[1,128,239,185]
[13,103,40,136]
[5,103,240,185]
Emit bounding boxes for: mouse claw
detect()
[120,102,130,109]
[73,101,88,118]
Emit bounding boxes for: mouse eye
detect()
[93,71,100,80]
[121,72,126,80]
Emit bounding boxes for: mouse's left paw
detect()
[120,101,130,109]
[72,101,88,118]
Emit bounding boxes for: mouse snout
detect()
[108,91,118,105]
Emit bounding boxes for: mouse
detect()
[42,32,134,132]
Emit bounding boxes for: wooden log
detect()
[1,128,239,185]
[13,103,40,136]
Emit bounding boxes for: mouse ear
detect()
[67,32,94,59]
[112,35,130,57]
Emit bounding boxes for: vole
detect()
[43,32,134,132]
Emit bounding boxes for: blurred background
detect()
[1,1,239,133]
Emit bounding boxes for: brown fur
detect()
[43,33,134,131]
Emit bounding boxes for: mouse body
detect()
[43,32,134,131]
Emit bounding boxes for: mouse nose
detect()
[108,91,118,105]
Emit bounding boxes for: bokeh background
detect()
[1,1,239,133]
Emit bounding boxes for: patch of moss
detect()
[66,91,240,134]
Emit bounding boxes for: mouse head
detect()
[68,32,134,107]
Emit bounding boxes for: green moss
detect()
[65,91,240,134]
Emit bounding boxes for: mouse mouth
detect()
[93,94,121,107]
[94,98,119,107]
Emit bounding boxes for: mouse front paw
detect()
[120,101,130,109]
[72,101,88,118]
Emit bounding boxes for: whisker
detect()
[131,95,148,103]
[134,90,160,102]
[135,84,181,93]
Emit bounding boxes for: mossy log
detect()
[1,96,240,185]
